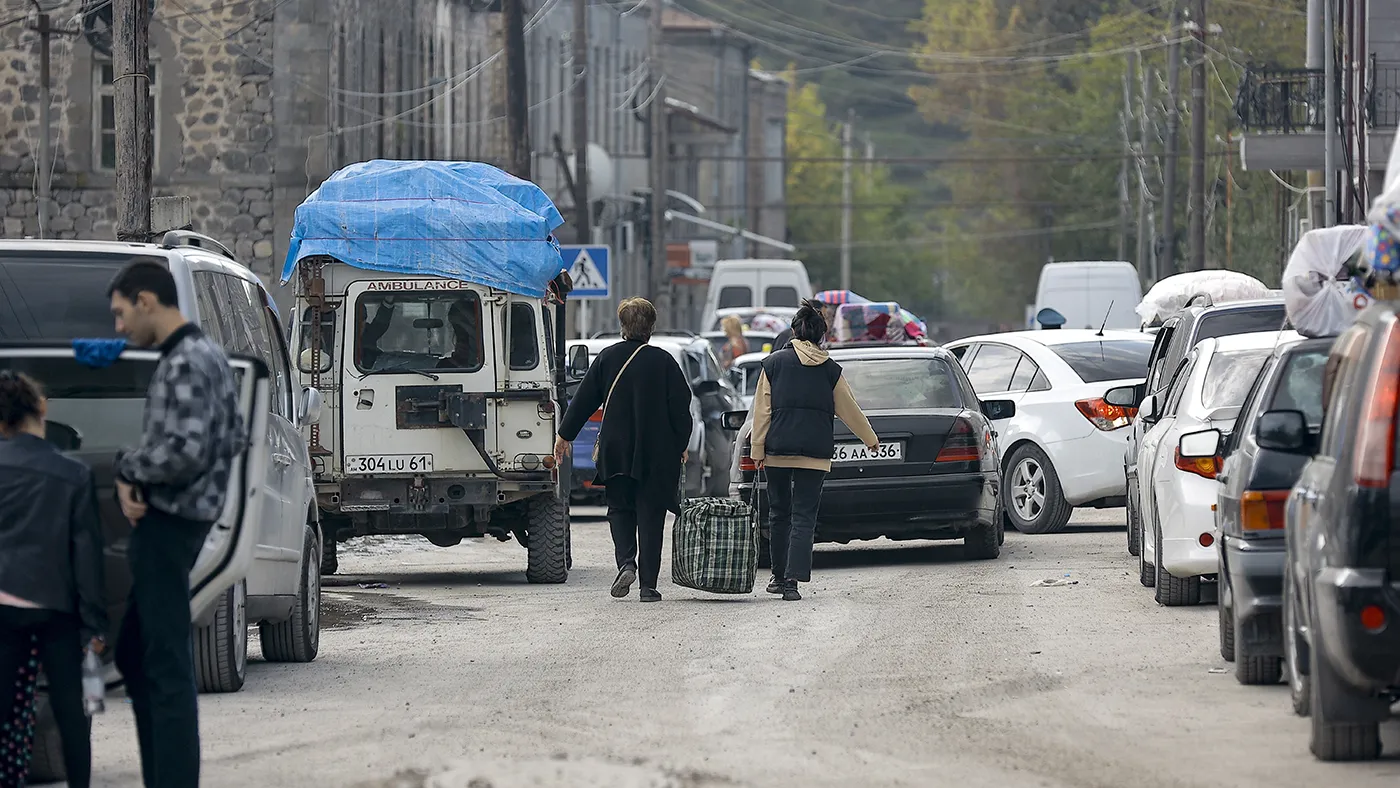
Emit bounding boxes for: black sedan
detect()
[728,345,1015,562]
[1215,336,1333,686]
[1285,304,1400,761]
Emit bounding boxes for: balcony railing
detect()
[1236,61,1400,133]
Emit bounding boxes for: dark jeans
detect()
[605,477,667,589]
[0,607,90,788]
[766,466,827,583]
[115,508,212,788]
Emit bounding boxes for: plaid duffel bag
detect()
[672,494,758,594]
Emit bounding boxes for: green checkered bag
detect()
[671,472,758,594]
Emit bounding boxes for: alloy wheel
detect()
[1010,457,1046,523]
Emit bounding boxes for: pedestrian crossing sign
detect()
[561,245,610,300]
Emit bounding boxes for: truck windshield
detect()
[354,291,484,374]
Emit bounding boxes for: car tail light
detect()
[936,418,980,463]
[739,441,757,472]
[1174,448,1220,479]
[1355,319,1400,488]
[1240,490,1288,531]
[1075,398,1135,431]
[589,409,603,423]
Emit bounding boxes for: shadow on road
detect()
[812,540,973,569]
[325,569,531,589]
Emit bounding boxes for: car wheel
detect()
[1219,581,1236,662]
[525,493,569,584]
[1308,628,1383,761]
[1126,487,1141,557]
[996,507,1005,546]
[260,527,321,663]
[963,519,1000,560]
[1153,503,1201,606]
[195,579,247,693]
[1003,444,1072,535]
[1138,519,1155,588]
[1285,560,1311,717]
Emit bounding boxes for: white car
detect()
[727,351,768,410]
[1130,331,1298,606]
[944,329,1154,534]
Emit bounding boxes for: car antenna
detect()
[1096,300,1115,337]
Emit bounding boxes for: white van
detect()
[1034,261,1142,330]
[701,259,813,330]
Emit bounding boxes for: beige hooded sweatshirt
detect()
[750,340,879,472]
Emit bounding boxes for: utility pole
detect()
[1306,0,1325,227]
[114,0,153,241]
[1322,0,1337,227]
[503,0,531,180]
[840,109,853,291]
[1187,0,1207,270]
[572,0,589,244]
[1162,4,1182,277]
[647,0,668,315]
[1136,60,1155,282]
[1118,52,1135,263]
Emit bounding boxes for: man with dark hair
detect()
[554,297,692,602]
[107,259,244,788]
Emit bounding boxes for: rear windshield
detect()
[1269,347,1330,427]
[718,286,752,309]
[1195,307,1286,342]
[1049,340,1153,383]
[0,356,156,452]
[0,253,146,339]
[841,358,962,411]
[354,292,484,373]
[1202,349,1271,410]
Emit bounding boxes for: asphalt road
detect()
[80,507,1400,787]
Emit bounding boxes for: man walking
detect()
[107,261,244,788]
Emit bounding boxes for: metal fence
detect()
[1237,62,1400,133]
[1369,61,1400,129]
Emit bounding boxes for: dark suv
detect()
[1284,304,1400,761]
[1125,298,1288,556]
[1216,336,1333,686]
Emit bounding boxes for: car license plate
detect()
[832,442,902,464]
[344,454,434,474]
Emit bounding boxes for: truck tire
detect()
[261,527,321,663]
[1003,444,1072,535]
[195,580,247,693]
[320,534,338,576]
[525,494,569,584]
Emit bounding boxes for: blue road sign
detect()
[560,245,611,300]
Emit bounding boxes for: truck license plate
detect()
[345,454,434,474]
[832,442,903,463]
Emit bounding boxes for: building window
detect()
[95,60,158,172]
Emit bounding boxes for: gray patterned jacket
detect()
[117,324,246,524]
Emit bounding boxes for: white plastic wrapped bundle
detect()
[1280,225,1370,338]
[1135,270,1273,327]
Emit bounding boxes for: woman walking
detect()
[555,298,693,602]
[0,371,106,787]
[749,301,878,600]
[717,315,748,370]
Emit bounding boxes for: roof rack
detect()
[159,230,237,261]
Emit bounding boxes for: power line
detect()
[796,219,1121,250]
[614,150,1232,164]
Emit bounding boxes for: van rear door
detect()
[0,344,269,627]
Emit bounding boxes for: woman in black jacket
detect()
[555,298,693,602]
[0,371,106,788]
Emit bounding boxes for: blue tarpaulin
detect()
[281,160,566,298]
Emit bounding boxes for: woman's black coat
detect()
[559,340,693,512]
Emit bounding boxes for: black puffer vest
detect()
[761,347,843,459]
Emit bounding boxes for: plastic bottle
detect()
[82,650,105,716]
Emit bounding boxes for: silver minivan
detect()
[0,232,323,697]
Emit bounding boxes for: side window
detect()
[1008,355,1039,392]
[964,343,1021,393]
[297,307,337,372]
[1319,326,1368,458]
[503,303,539,370]
[703,347,724,381]
[1147,323,1178,392]
[1229,356,1276,454]
[258,305,294,418]
[1163,356,1197,416]
[190,272,228,348]
[948,344,974,364]
[542,308,555,371]
[1028,369,1052,392]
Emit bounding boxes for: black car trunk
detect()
[828,410,972,480]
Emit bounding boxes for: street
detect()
[83,508,1400,788]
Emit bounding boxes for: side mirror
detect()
[721,410,748,431]
[1139,394,1159,423]
[45,421,83,451]
[1105,384,1143,409]
[568,345,590,378]
[299,387,324,426]
[1255,409,1309,453]
[980,399,1016,420]
[695,379,722,396]
[298,348,333,375]
[1179,428,1221,458]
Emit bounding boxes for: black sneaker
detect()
[640,587,662,603]
[766,575,784,594]
[782,580,801,602]
[611,566,637,598]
